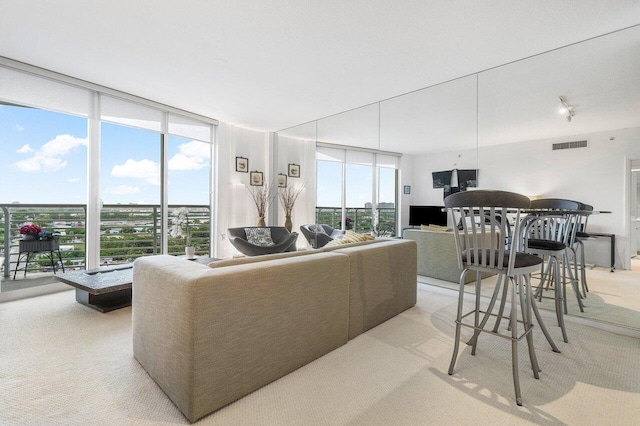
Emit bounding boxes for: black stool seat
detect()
[462,250,543,269]
[527,239,566,251]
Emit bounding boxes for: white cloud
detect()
[67,177,81,183]
[111,159,160,185]
[168,153,207,171]
[17,144,33,154]
[40,134,87,157]
[16,156,66,172]
[14,124,24,131]
[106,185,141,195]
[168,140,210,171]
[14,134,87,172]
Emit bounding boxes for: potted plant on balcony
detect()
[170,208,195,258]
[19,223,42,241]
[278,184,304,232]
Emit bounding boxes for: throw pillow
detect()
[308,224,328,234]
[341,230,375,244]
[244,227,275,247]
[421,224,451,232]
[324,237,349,248]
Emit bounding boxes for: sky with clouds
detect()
[0,105,210,205]
[0,104,393,208]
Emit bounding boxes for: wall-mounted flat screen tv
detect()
[457,169,478,190]
[409,205,447,226]
[432,171,452,188]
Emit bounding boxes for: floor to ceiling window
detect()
[0,102,88,289]
[0,63,216,294]
[167,133,212,257]
[316,145,399,236]
[316,159,344,229]
[100,122,161,265]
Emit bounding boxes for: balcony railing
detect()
[1,203,210,279]
[315,206,397,237]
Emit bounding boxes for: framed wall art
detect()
[250,171,263,186]
[236,156,248,173]
[288,163,300,178]
[278,173,288,188]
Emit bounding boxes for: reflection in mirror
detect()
[477,25,640,330]
[317,103,380,150]
[383,75,479,207]
[274,122,318,247]
[314,104,404,237]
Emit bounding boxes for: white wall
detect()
[216,122,269,258]
[215,123,318,256]
[275,135,317,248]
[399,155,414,231]
[410,126,640,269]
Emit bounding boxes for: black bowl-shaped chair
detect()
[227,226,298,256]
[299,224,346,249]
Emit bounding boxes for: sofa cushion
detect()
[244,227,275,246]
[332,240,417,339]
[208,249,313,268]
[322,238,381,251]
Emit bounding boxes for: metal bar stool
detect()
[525,199,584,316]
[445,190,559,406]
[572,203,593,297]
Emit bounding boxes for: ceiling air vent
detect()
[552,140,588,151]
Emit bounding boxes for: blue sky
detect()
[316,161,396,207]
[0,105,210,205]
[1,104,393,208]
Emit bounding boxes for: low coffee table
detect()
[56,257,217,312]
[55,264,133,313]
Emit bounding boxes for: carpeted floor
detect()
[423,264,640,330]
[1,284,639,425]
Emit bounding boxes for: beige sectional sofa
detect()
[132,238,417,422]
[404,229,494,283]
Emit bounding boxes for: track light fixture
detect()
[558,96,575,122]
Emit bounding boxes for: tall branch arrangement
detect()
[279,184,304,216]
[247,184,274,217]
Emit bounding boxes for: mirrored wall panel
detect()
[477,26,640,330]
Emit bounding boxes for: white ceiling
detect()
[1,0,640,139]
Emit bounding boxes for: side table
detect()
[13,238,65,279]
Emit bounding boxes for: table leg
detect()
[75,288,132,313]
[610,234,615,272]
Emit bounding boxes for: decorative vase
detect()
[257,216,266,227]
[22,234,37,241]
[284,215,292,233]
[185,246,196,259]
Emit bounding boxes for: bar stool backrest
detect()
[576,202,593,232]
[445,190,530,275]
[525,198,581,246]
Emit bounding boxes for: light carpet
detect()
[1,285,639,425]
[423,265,640,330]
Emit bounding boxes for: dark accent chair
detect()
[300,224,346,249]
[227,227,298,256]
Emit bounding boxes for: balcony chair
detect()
[299,224,345,249]
[445,190,559,406]
[227,227,298,256]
